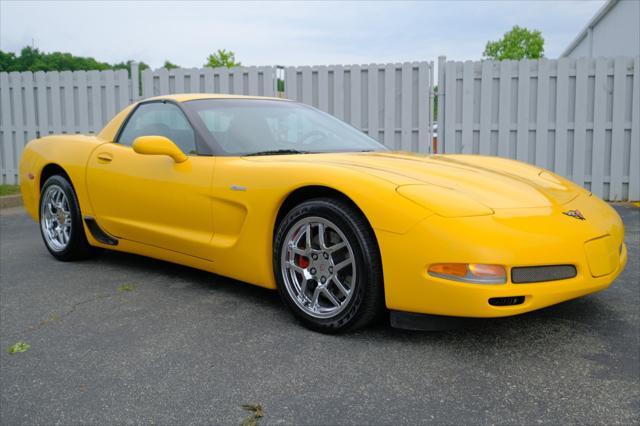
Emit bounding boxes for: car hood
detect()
[269,152,582,209]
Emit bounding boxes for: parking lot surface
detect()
[1,205,638,425]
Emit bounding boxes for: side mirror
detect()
[132,135,187,163]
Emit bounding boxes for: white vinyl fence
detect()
[2,57,638,201]
[283,63,434,152]
[437,56,640,201]
[0,68,134,184]
[140,62,435,152]
[140,66,277,98]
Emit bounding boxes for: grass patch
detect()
[0,185,19,197]
[241,404,264,426]
[8,342,30,354]
[117,283,135,292]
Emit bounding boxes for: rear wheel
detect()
[274,198,384,333]
[39,175,98,261]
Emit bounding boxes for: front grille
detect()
[489,296,525,306]
[511,265,577,284]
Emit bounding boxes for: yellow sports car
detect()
[19,94,627,333]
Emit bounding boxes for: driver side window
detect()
[118,102,197,155]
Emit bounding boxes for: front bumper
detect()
[377,194,627,318]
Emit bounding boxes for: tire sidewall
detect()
[274,199,376,332]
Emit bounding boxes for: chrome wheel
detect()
[40,184,72,252]
[281,216,357,319]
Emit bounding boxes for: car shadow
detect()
[87,248,626,346]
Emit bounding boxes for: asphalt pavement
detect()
[1,205,638,425]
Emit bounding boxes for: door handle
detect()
[97,152,113,163]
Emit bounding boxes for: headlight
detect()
[428,263,506,284]
[397,184,493,217]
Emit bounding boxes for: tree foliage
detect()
[163,60,179,70]
[483,26,544,60]
[204,49,241,68]
[0,46,150,75]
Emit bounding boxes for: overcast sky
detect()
[1,0,605,69]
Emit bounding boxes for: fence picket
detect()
[23,71,38,142]
[76,71,90,133]
[285,66,297,101]
[516,60,530,162]
[9,73,25,166]
[461,60,474,154]
[418,62,429,153]
[443,61,456,153]
[554,58,569,176]
[49,72,63,134]
[61,71,75,132]
[609,57,627,200]
[535,59,550,168]
[591,58,608,198]
[232,67,243,95]
[498,60,511,157]
[87,70,101,132]
[350,65,362,129]
[35,71,49,136]
[248,66,258,96]
[630,56,640,200]
[384,64,395,148]
[333,65,345,120]
[401,63,412,151]
[142,69,154,98]
[479,61,492,155]
[0,73,14,183]
[318,66,329,112]
[367,64,379,140]
[572,58,588,188]
[203,68,214,93]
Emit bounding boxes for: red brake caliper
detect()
[297,255,310,269]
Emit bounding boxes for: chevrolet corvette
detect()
[19,94,627,332]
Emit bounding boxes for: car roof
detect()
[145,93,290,103]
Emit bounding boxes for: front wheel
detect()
[274,198,384,333]
[39,175,98,261]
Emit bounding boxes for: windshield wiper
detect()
[244,149,309,156]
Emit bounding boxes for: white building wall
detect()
[565,0,640,58]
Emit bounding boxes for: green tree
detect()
[0,47,151,74]
[483,26,544,60]
[204,49,241,68]
[111,60,150,76]
[162,60,179,70]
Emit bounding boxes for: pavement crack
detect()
[4,293,117,338]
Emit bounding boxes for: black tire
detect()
[274,198,384,333]
[39,175,99,261]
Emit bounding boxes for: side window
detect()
[118,102,197,155]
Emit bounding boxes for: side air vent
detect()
[511,265,577,284]
[489,296,525,306]
[83,216,118,246]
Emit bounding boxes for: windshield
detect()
[184,99,387,155]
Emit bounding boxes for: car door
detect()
[86,101,215,260]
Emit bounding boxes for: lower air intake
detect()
[511,265,577,284]
[489,296,525,306]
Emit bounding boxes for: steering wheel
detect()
[299,130,327,146]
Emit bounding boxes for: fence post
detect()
[130,61,140,102]
[428,61,434,153]
[436,56,446,154]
